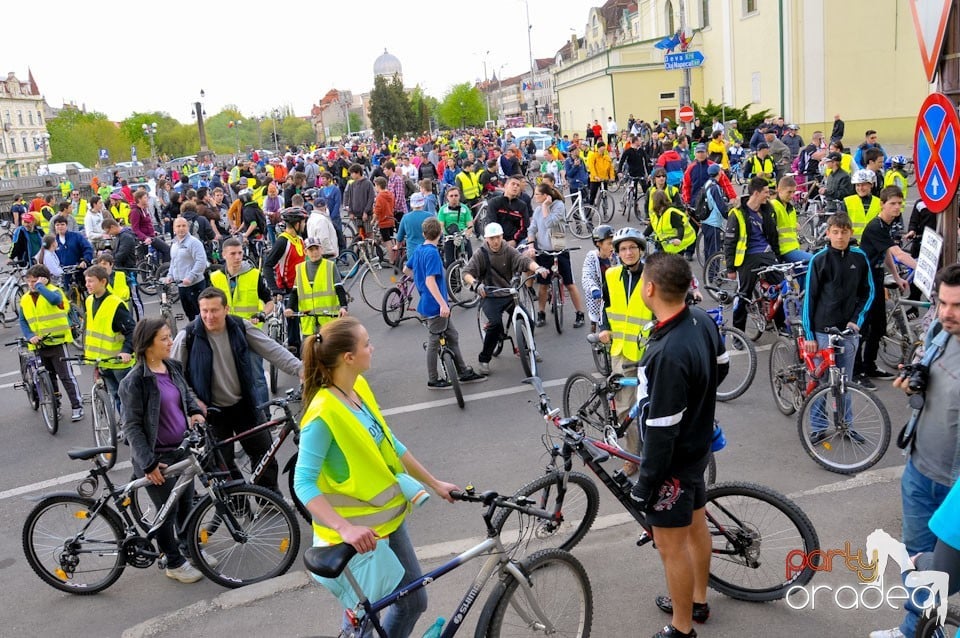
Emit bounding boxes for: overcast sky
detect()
[2,0,599,124]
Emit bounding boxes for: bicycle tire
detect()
[476,306,505,358]
[335,250,358,278]
[441,350,464,409]
[37,370,59,435]
[342,221,357,247]
[359,262,398,311]
[92,386,118,469]
[591,343,612,377]
[717,327,757,402]
[267,320,282,394]
[705,482,820,602]
[19,353,40,411]
[446,260,479,308]
[744,298,767,342]
[703,252,730,301]
[160,306,178,336]
[551,278,563,334]
[477,548,593,638]
[562,371,612,439]
[284,454,312,525]
[380,287,406,327]
[137,261,161,296]
[515,316,536,378]
[567,205,600,239]
[0,230,12,254]
[596,191,612,223]
[22,494,125,594]
[769,337,803,416]
[879,301,911,370]
[492,471,600,555]
[915,602,960,638]
[796,383,892,474]
[185,483,301,588]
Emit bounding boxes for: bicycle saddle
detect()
[304,543,358,578]
[67,446,117,461]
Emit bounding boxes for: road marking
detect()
[0,461,132,502]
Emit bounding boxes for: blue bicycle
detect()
[8,336,59,435]
[699,287,758,401]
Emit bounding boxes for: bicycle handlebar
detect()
[61,356,124,365]
[535,247,581,257]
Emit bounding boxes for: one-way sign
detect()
[664,51,704,70]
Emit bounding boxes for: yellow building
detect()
[554,0,930,145]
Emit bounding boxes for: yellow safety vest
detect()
[825,154,854,176]
[729,208,749,267]
[646,185,680,214]
[843,195,881,241]
[20,287,72,350]
[106,270,131,308]
[749,155,776,188]
[769,198,800,253]
[301,376,409,545]
[38,206,55,234]
[883,170,908,208]
[74,199,89,225]
[110,202,131,226]
[605,265,653,362]
[296,259,338,336]
[649,207,696,254]
[84,294,134,369]
[210,269,263,320]
[455,170,481,200]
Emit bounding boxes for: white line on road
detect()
[0,461,132,502]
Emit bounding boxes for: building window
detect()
[9,137,15,153]
[702,0,710,28]
[4,110,9,124]
[659,91,677,100]
[17,111,23,125]
[743,0,758,16]
[22,135,28,152]
[665,1,675,34]
[0,139,4,154]
[28,112,33,125]
[37,110,42,124]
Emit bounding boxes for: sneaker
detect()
[868,629,905,638]
[854,374,877,391]
[459,368,488,383]
[190,549,220,568]
[846,429,866,444]
[865,368,896,379]
[536,312,546,328]
[427,379,452,390]
[653,624,697,638]
[573,312,585,328]
[165,561,204,583]
[71,407,84,422]
[809,430,829,445]
[478,361,491,375]
[655,596,710,623]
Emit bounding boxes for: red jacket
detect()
[373,191,396,229]
[681,161,737,204]
[128,205,156,241]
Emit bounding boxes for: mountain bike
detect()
[592,180,613,223]
[443,230,480,309]
[726,262,806,342]
[303,485,593,638]
[61,265,87,351]
[8,336,59,435]
[339,238,400,311]
[700,286,758,401]
[159,280,183,335]
[585,333,611,376]
[418,312,469,408]
[133,243,168,296]
[535,247,580,334]
[22,423,301,594]
[769,327,892,474]
[916,603,960,638]
[620,176,645,223]
[381,273,417,327]
[0,263,27,327]
[879,273,930,370]
[263,295,288,394]
[501,376,820,603]
[63,356,125,469]
[476,273,541,377]
[564,189,602,238]
[0,219,13,254]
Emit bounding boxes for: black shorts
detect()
[535,251,574,286]
[379,227,395,242]
[645,471,708,529]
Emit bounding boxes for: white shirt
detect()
[606,120,619,134]
[306,211,339,258]
[84,209,107,241]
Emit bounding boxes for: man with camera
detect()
[871,262,960,638]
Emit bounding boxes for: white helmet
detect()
[851,169,875,185]
[484,222,504,238]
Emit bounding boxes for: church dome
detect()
[373,49,402,78]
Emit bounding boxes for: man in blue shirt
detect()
[396,193,433,258]
[405,216,485,389]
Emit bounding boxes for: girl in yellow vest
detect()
[645,190,696,255]
[293,317,459,636]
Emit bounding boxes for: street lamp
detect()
[228,119,243,156]
[192,90,208,151]
[271,109,280,153]
[141,122,158,160]
[33,132,50,163]
[256,116,264,151]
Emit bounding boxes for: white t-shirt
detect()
[606,120,619,134]
[306,211,339,258]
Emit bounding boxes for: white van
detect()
[505,127,553,140]
[38,161,89,175]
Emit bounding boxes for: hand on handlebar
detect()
[802,338,818,354]
[597,330,611,344]
[431,480,460,503]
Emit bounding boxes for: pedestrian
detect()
[166,217,208,322]
[581,224,617,330]
[83,265,136,412]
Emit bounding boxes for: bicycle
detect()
[22,423,301,594]
[133,243,168,296]
[303,485,593,638]
[337,238,401,311]
[263,296,288,394]
[585,333,611,376]
[736,262,807,342]
[419,312,468,408]
[696,288,758,401]
[592,180,614,223]
[0,263,27,327]
[476,273,541,377]
[61,264,88,351]
[620,176,645,223]
[768,327,892,474]
[381,273,417,327]
[534,247,580,334]
[916,603,960,637]
[563,189,602,239]
[443,230,480,309]
[159,280,183,335]
[879,273,931,370]
[63,356,125,469]
[0,218,13,253]
[499,376,820,603]
[8,336,60,435]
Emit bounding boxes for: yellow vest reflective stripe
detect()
[456,171,481,199]
[107,270,131,307]
[843,195,881,241]
[769,199,800,253]
[210,269,263,320]
[296,259,338,336]
[84,294,134,369]
[646,185,679,214]
[75,199,89,225]
[649,207,695,254]
[605,265,653,362]
[111,203,131,226]
[750,156,776,187]
[730,208,748,267]
[300,375,409,544]
[20,287,72,349]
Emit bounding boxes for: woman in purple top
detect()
[119,318,206,583]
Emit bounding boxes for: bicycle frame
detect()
[209,399,299,486]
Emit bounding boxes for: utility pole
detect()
[524,0,536,125]
[482,51,491,122]
[678,0,692,135]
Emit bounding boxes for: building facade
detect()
[554,0,930,145]
[0,70,49,178]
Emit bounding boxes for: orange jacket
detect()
[373,191,396,229]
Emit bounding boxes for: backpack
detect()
[693,181,713,222]
[404,177,417,198]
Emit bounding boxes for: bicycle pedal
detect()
[13,382,24,390]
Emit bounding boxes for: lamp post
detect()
[229,120,243,157]
[192,89,208,151]
[460,101,465,130]
[271,109,280,153]
[33,132,50,163]
[141,122,157,160]
[256,116,264,151]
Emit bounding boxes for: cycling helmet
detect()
[238,188,253,204]
[280,207,308,224]
[611,227,646,251]
[889,154,908,167]
[303,188,318,200]
[591,224,615,244]
[851,169,875,185]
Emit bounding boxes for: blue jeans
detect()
[809,332,858,432]
[781,248,813,264]
[898,459,953,636]
[344,523,427,638]
[701,223,723,258]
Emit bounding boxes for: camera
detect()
[898,363,929,394]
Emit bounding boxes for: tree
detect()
[692,100,771,143]
[409,87,439,134]
[437,83,485,129]
[47,109,126,166]
[369,74,414,139]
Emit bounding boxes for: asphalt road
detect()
[0,227,920,638]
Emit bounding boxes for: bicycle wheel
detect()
[717,327,757,402]
[359,263,398,311]
[22,494,125,594]
[551,278,563,334]
[562,371,611,439]
[342,221,357,246]
[185,483,301,588]
[68,305,85,351]
[477,306,504,357]
[91,386,118,469]
[137,262,160,295]
[37,370,59,435]
[446,260,479,308]
[567,205,601,239]
[915,603,960,638]
[492,471,600,555]
[380,287,406,327]
[161,306,178,336]
[705,482,819,602]
[703,252,730,301]
[441,350,464,409]
[283,454,312,525]
[744,298,767,342]
[769,337,804,416]
[335,249,358,278]
[19,354,39,410]
[596,191,612,223]
[514,316,536,377]
[797,383,892,474]
[879,302,910,370]
[478,548,593,638]
[591,343,611,377]
[156,265,177,301]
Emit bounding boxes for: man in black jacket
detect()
[486,176,530,247]
[102,217,145,318]
[618,135,649,180]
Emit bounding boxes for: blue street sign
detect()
[99,148,109,160]
[664,51,705,70]
[914,92,960,212]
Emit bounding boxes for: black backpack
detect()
[693,182,713,222]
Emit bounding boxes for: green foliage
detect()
[437,84,485,129]
[692,99,771,141]
[409,87,439,134]
[48,109,123,166]
[369,74,415,139]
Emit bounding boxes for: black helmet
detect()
[612,227,646,251]
[591,224,615,244]
[280,207,308,224]
[238,188,253,204]
[303,188,318,201]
